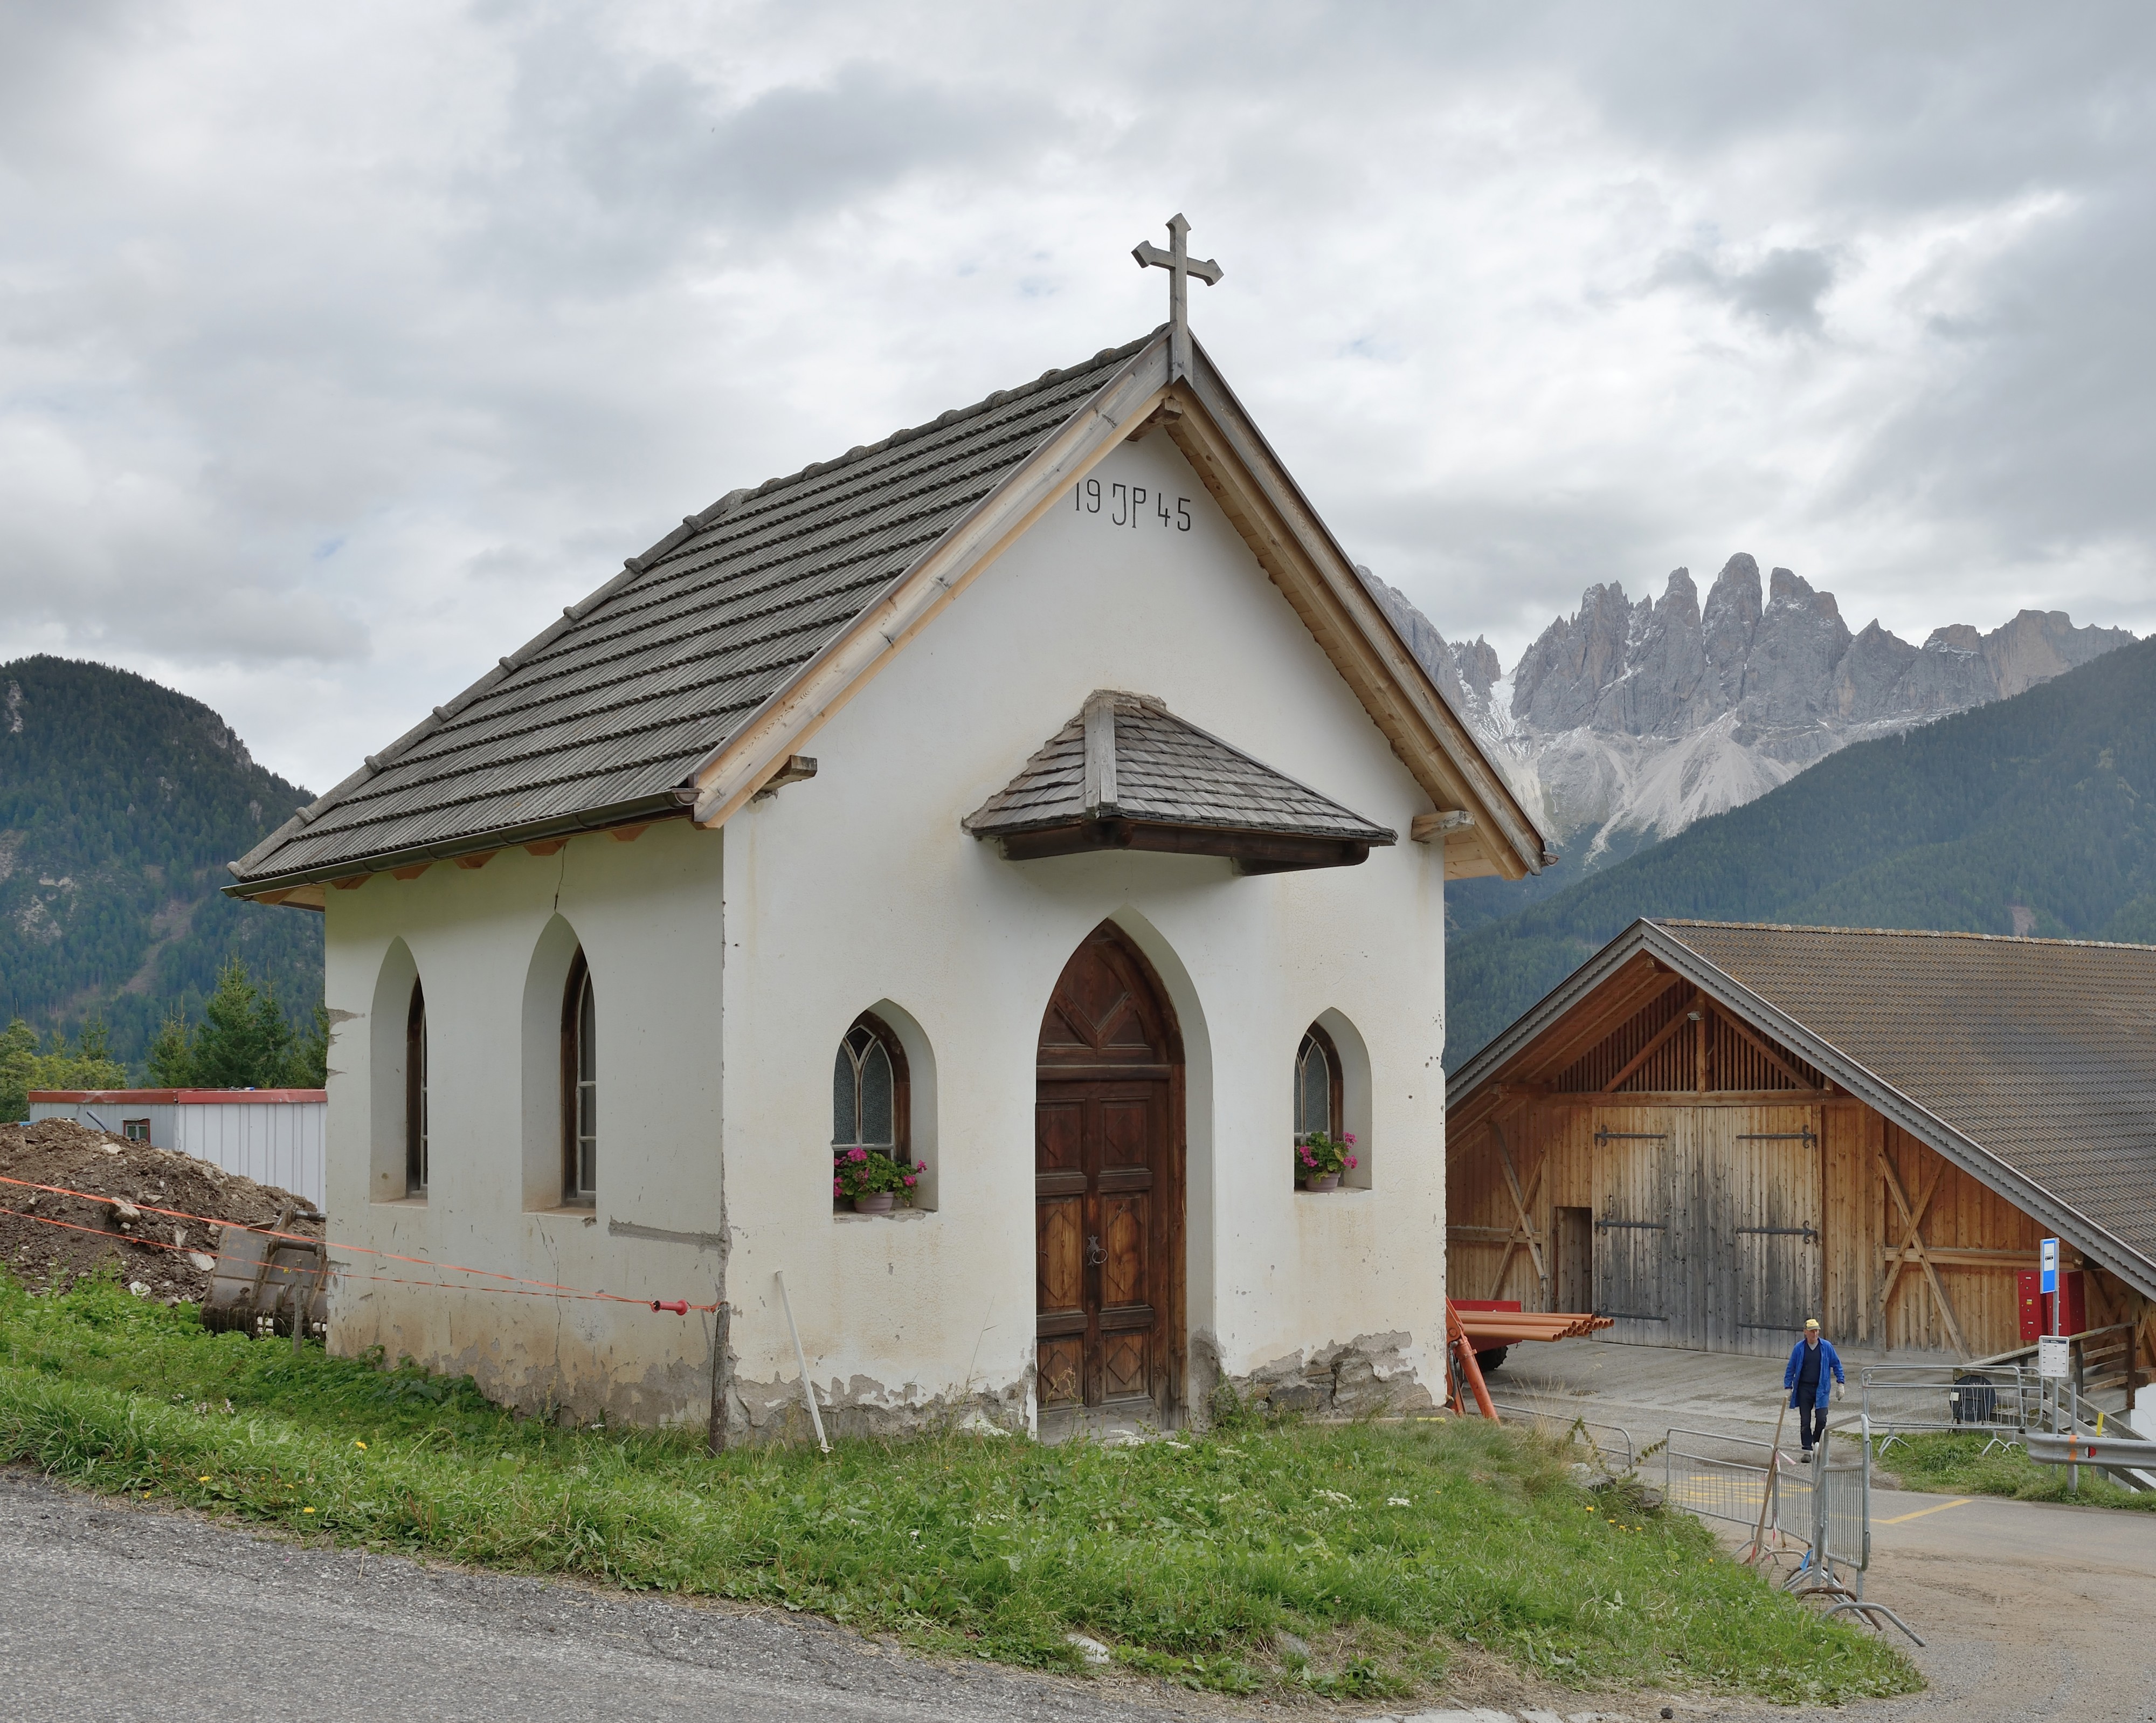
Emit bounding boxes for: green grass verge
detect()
[1878,1432,2156,1512]
[0,1274,1919,1705]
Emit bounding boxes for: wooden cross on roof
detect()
[1132,213,1223,382]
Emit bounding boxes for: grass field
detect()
[0,1273,1920,1706]
[1878,1431,2156,1512]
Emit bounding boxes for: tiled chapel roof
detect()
[229,332,1167,887]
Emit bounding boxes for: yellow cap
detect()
[1804,1318,1820,1329]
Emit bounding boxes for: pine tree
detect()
[0,1018,38,1122]
[190,957,281,1088]
[145,1008,197,1087]
[287,1003,331,1088]
[0,1016,128,1120]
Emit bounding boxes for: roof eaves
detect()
[221,787,700,898]
[1447,919,1659,1098]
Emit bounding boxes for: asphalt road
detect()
[0,1469,1227,1723]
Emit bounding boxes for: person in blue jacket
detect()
[1784,1318,1844,1459]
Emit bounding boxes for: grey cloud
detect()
[457,24,1064,294]
[1651,246,1837,335]
[5,0,2156,787]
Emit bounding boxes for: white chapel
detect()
[227,229,1546,1439]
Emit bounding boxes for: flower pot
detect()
[1302,1173,1341,1193]
[853,1191,897,1214]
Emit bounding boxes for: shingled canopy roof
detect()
[228,323,1546,902]
[964,690,1395,873]
[1451,919,2156,1300]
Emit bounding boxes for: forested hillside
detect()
[0,657,321,1071]
[1447,633,2156,1069]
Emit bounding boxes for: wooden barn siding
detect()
[1875,1124,2041,1357]
[1448,1091,2082,1358]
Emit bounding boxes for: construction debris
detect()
[0,1118,320,1305]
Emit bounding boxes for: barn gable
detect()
[1448,918,2156,1370]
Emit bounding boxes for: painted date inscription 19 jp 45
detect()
[1073,477,1193,531]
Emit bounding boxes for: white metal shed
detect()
[27,1088,326,1208]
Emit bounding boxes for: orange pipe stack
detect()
[1453,1310,1615,1346]
[1443,1299,1498,1419]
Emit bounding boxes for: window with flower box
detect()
[1293,1019,1363,1191]
[832,1012,925,1213]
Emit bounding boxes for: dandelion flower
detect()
[355,1440,367,1450]
[302,1507,315,1514]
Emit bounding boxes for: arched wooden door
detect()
[1035,921,1185,1430]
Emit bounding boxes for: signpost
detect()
[2037,1238,2068,1463]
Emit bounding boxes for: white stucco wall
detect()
[719,430,1448,1433]
[320,427,1453,1432]
[322,822,727,1421]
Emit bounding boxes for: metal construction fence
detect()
[1663,1418,1920,1644]
[1860,1361,2037,1452]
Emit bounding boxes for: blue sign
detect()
[2040,1237,2059,1295]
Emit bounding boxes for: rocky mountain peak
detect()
[1357,558,2136,862]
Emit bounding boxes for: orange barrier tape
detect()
[0,1174,720,1312]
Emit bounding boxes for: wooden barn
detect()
[1446,921,2156,1375]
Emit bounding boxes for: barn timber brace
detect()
[1482,1119,1547,1302]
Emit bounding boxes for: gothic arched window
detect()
[1295,1023,1342,1140]
[405,979,428,1196]
[832,1013,908,1155]
[562,950,596,1203]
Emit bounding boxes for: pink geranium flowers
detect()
[833,1147,929,1206]
[1294,1128,1358,1186]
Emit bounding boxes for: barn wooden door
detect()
[1591,1107,1674,1345]
[1035,923,1184,1431]
[1704,1106,1823,1354]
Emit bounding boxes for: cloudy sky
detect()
[3,2,2152,790]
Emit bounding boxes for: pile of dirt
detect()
[0,1118,321,1305]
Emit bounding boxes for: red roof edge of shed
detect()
[28,1089,327,1105]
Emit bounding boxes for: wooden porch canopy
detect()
[964,689,1396,874]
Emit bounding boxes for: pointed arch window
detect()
[833,1014,908,1155]
[1295,1024,1342,1139]
[405,979,428,1196]
[562,951,596,1203]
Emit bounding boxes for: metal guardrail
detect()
[1662,1425,1801,1546]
